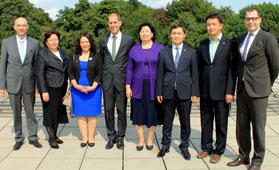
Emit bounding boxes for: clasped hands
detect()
[74,84,96,94]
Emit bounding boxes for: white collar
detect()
[16,35,27,42]
[248,28,260,36]
[110,31,122,39]
[172,43,183,49]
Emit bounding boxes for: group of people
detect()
[0,7,278,170]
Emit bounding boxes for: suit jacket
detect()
[36,48,68,93]
[68,53,102,85]
[99,33,133,91]
[198,36,235,100]
[234,29,279,97]
[156,44,199,100]
[0,35,39,94]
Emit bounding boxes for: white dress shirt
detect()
[16,35,27,63]
[172,43,183,62]
[239,28,260,59]
[107,31,122,56]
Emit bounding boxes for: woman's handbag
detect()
[62,93,72,107]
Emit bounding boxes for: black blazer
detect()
[156,44,199,100]
[233,29,279,97]
[99,33,134,91]
[68,53,102,85]
[36,48,68,93]
[198,36,235,100]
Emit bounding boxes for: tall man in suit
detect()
[196,14,235,164]
[0,17,42,150]
[99,13,133,150]
[227,8,279,170]
[156,24,199,160]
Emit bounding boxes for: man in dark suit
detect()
[0,17,42,150]
[99,13,133,150]
[196,14,235,164]
[227,8,279,170]
[156,24,199,160]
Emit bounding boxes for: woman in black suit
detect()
[68,32,102,147]
[36,30,69,149]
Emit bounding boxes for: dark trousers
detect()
[103,85,127,140]
[161,90,191,149]
[200,97,229,155]
[236,85,268,165]
[8,89,38,142]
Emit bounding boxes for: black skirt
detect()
[131,79,163,127]
[41,85,69,128]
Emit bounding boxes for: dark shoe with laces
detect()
[13,141,24,151]
[56,137,63,144]
[227,156,250,166]
[29,140,42,148]
[116,138,124,150]
[157,147,170,157]
[105,139,116,149]
[180,147,191,160]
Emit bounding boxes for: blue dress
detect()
[71,61,102,117]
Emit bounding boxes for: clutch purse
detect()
[62,94,72,107]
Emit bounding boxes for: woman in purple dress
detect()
[68,32,102,147]
[126,23,164,151]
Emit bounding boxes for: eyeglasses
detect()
[244,17,260,21]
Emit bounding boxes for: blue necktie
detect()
[18,40,26,63]
[174,47,180,69]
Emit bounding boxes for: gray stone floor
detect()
[0,78,278,170]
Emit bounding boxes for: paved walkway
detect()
[0,78,278,170]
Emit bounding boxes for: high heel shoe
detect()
[136,145,144,151]
[146,145,154,150]
[56,137,64,144]
[88,142,95,147]
[48,138,59,149]
[80,142,87,148]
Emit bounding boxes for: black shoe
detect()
[13,141,24,151]
[88,142,95,147]
[80,142,87,148]
[180,148,191,160]
[116,138,124,150]
[146,145,153,151]
[48,138,59,149]
[105,139,116,149]
[29,140,42,148]
[136,145,144,151]
[227,156,250,166]
[56,137,63,144]
[157,148,170,157]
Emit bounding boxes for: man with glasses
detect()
[227,8,279,170]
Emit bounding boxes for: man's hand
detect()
[42,92,49,102]
[225,94,234,104]
[191,96,199,103]
[157,96,163,103]
[0,89,7,96]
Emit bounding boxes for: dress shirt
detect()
[239,28,260,59]
[16,35,27,63]
[52,51,63,62]
[107,31,122,57]
[172,43,183,62]
[209,34,222,63]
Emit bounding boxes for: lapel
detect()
[237,34,246,63]
[103,34,114,61]
[12,36,22,64]
[204,39,211,64]
[212,36,226,64]
[47,49,65,71]
[177,44,188,69]
[114,33,126,61]
[166,45,176,70]
[23,36,32,64]
[246,29,263,60]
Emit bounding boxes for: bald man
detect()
[0,17,42,150]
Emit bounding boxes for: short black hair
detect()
[138,22,156,43]
[244,7,261,18]
[43,30,60,47]
[169,24,186,33]
[75,32,96,55]
[205,13,223,24]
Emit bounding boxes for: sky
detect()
[29,0,279,20]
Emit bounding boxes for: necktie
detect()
[111,35,117,61]
[18,40,25,63]
[242,33,253,61]
[174,47,180,69]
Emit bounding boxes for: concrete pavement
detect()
[0,78,278,170]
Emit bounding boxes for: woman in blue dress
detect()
[68,32,102,147]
